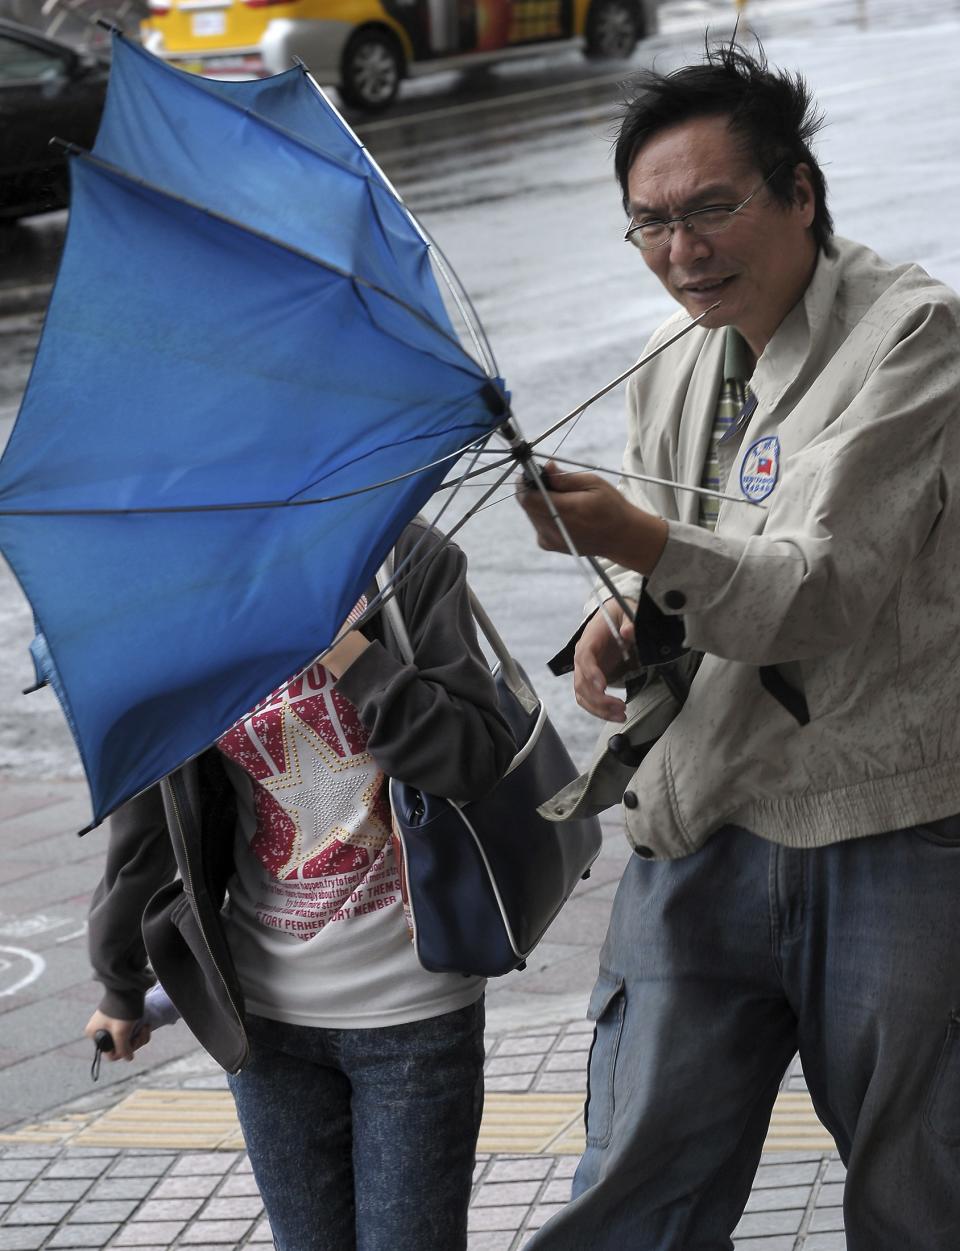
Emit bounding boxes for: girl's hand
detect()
[84,1008,151,1062]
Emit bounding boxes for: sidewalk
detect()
[0,782,845,1250]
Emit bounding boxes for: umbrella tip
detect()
[77,822,97,838]
[21,680,47,695]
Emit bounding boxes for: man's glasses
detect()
[623,164,786,252]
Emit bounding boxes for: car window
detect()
[0,34,69,83]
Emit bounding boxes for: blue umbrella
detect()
[0,35,509,826]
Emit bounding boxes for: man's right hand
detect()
[573,598,638,721]
[84,1009,151,1062]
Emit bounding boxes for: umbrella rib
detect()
[0,426,509,518]
[295,61,500,379]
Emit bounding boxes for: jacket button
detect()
[623,790,638,809]
[664,589,686,610]
[634,844,654,858]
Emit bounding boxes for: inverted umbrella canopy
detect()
[0,35,508,825]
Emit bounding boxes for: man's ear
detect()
[793,163,817,229]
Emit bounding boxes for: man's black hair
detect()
[614,41,833,250]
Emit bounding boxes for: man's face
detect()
[625,114,818,356]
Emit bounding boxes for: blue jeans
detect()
[227,999,485,1251]
[529,822,960,1250]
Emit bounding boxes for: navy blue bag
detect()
[378,561,603,977]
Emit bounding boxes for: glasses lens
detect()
[687,207,736,237]
[628,223,670,250]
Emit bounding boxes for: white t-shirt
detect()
[217,655,483,1028]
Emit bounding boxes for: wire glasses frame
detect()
[624,163,787,251]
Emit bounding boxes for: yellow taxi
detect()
[140,0,659,110]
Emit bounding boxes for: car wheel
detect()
[584,0,640,60]
[339,29,404,111]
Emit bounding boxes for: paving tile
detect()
[551,1158,579,1179]
[0,1228,56,1251]
[232,1158,254,1175]
[823,1160,847,1184]
[86,1180,155,1203]
[5,1200,73,1224]
[543,1054,587,1073]
[533,1071,585,1092]
[810,1207,845,1233]
[752,1161,820,1188]
[467,1204,528,1232]
[70,1201,139,1224]
[732,1238,795,1250]
[472,1181,540,1206]
[484,1056,542,1077]
[151,1176,220,1201]
[130,1198,203,1223]
[804,1236,846,1251]
[44,1159,111,1180]
[816,1181,844,1207]
[485,1158,553,1183]
[539,1179,572,1204]
[111,1222,186,1246]
[24,1180,92,1203]
[564,1020,594,1034]
[491,1036,556,1057]
[0,1165,44,1183]
[466,1232,515,1250]
[484,1075,535,1093]
[247,1218,273,1243]
[553,1035,592,1053]
[210,1168,262,1198]
[526,1203,566,1229]
[199,1197,263,1221]
[0,1184,27,1203]
[106,1160,173,1180]
[0,1150,60,1162]
[744,1184,810,1212]
[168,1155,237,1178]
[47,1224,120,1248]
[733,1209,803,1237]
[178,1219,254,1244]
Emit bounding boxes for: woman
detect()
[84,520,514,1251]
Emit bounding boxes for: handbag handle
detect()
[375,549,538,715]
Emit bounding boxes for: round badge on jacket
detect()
[740,435,780,502]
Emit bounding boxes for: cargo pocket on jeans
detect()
[923,1013,960,1144]
[584,971,626,1149]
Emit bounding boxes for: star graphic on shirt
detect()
[260,703,389,878]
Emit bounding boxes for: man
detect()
[517,42,960,1250]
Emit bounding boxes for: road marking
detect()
[0,945,45,997]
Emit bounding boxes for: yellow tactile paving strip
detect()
[1,1089,833,1154]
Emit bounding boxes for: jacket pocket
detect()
[584,970,626,1149]
[923,1013,960,1144]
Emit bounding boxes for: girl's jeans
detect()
[227,998,485,1251]
[528,822,960,1250]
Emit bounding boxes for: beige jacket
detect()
[546,236,960,858]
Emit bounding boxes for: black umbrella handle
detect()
[90,1028,114,1082]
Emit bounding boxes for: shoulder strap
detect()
[376,549,538,715]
